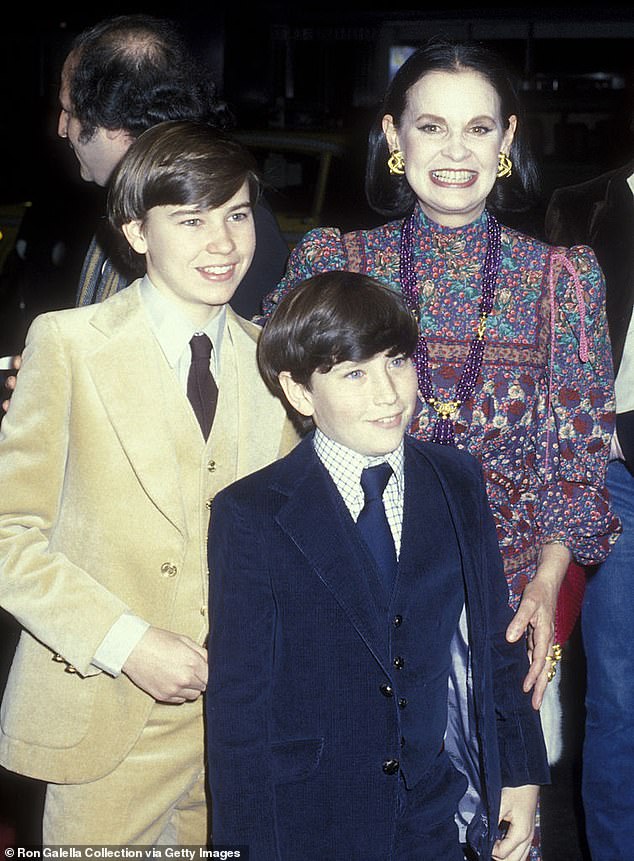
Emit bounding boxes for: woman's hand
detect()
[506,541,571,709]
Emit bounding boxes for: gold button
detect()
[160,562,178,578]
[206,497,214,510]
[52,653,77,673]
[207,460,216,472]
[200,606,207,617]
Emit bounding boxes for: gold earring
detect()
[388,150,405,175]
[497,152,513,179]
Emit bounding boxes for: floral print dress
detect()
[265,207,620,609]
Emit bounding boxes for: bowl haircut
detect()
[257,271,419,432]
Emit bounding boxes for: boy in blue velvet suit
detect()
[206,272,549,861]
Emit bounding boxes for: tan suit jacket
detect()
[0,281,297,783]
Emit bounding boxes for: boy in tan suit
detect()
[0,121,296,845]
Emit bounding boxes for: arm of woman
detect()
[261,226,347,316]
[506,541,571,708]
[508,245,620,705]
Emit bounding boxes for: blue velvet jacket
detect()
[206,434,549,860]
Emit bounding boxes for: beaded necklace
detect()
[399,208,502,446]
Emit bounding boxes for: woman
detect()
[264,40,620,860]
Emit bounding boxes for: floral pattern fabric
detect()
[264,207,620,607]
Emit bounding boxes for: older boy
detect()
[206,272,549,861]
[0,121,296,844]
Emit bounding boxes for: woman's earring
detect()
[497,152,513,179]
[388,150,405,175]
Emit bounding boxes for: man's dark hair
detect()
[258,272,418,432]
[69,14,232,143]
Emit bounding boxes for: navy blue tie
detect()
[357,463,397,593]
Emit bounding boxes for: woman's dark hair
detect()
[258,271,418,432]
[365,37,539,219]
[69,14,233,143]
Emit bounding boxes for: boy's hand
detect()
[506,541,571,709]
[1,354,22,413]
[492,784,539,861]
[122,626,208,703]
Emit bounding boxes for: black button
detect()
[393,615,403,627]
[393,656,404,669]
[382,759,400,775]
[400,736,406,748]
[398,697,408,709]
[379,683,394,698]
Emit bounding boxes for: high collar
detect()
[411,204,489,239]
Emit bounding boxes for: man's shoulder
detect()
[550,163,630,206]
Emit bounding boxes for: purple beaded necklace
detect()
[399,208,502,446]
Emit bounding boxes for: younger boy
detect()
[0,121,296,844]
[206,272,549,861]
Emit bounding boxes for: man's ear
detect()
[278,371,315,417]
[122,220,147,255]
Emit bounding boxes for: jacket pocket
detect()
[271,737,324,784]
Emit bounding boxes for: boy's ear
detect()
[122,220,148,255]
[278,372,315,417]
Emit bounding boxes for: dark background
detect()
[2,3,634,353]
[1,4,633,856]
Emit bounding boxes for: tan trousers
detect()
[43,698,207,845]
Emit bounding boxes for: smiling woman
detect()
[381,69,517,229]
[264,37,620,861]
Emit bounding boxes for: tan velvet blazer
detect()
[0,281,297,783]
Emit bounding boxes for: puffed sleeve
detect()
[534,244,621,563]
[262,226,347,316]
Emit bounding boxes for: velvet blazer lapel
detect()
[398,440,478,600]
[273,437,391,670]
[272,436,481,671]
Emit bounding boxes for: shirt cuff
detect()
[92,613,151,677]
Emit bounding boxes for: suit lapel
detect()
[85,283,190,534]
[398,441,478,610]
[218,310,291,478]
[274,439,390,670]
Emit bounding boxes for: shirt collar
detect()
[313,428,405,493]
[138,274,226,369]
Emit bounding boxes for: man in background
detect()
[545,156,634,861]
[2,13,289,412]
[57,13,289,320]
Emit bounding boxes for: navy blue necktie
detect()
[187,333,218,439]
[357,463,397,593]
